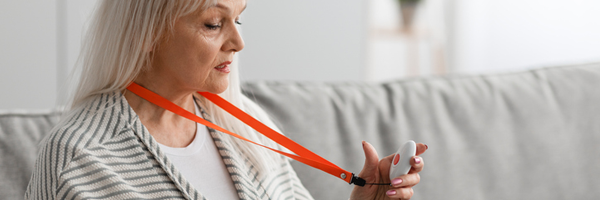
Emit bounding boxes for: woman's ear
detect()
[144,38,158,53]
[144,44,153,53]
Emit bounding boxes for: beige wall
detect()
[0,1,58,109]
[2,0,600,109]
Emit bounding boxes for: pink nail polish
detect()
[386,190,397,196]
[391,178,403,186]
[414,157,421,164]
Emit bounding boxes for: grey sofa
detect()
[3,62,600,200]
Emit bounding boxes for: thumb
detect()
[358,141,380,179]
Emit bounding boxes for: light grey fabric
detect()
[242,62,600,200]
[2,63,600,199]
[0,110,62,200]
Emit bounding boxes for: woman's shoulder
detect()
[26,92,158,199]
[41,92,137,158]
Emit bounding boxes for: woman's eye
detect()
[235,20,242,25]
[205,24,221,30]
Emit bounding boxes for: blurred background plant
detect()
[398,0,423,29]
[398,0,421,4]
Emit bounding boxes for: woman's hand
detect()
[350,141,427,200]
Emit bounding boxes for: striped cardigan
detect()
[25,92,314,200]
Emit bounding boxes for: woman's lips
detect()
[215,65,230,73]
[215,61,232,73]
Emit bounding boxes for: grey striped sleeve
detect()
[25,92,187,200]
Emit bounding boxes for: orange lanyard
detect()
[126,82,367,186]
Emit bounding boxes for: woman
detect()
[26,0,426,199]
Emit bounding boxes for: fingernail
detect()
[391,178,403,186]
[386,190,397,196]
[414,157,421,164]
[424,144,429,150]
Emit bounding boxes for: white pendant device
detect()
[389,140,417,181]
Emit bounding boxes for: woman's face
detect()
[149,0,246,94]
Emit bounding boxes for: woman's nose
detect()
[223,24,245,52]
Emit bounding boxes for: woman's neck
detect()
[124,77,198,148]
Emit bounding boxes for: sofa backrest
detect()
[0,110,62,199]
[242,62,600,200]
[2,62,600,200]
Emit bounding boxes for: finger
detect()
[377,154,394,183]
[391,172,420,188]
[357,141,380,179]
[381,153,394,163]
[416,143,428,156]
[386,187,414,199]
[409,156,424,173]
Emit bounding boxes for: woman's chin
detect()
[206,83,229,94]
[211,88,228,94]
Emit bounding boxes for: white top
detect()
[158,102,239,200]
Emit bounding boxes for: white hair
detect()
[64,0,283,174]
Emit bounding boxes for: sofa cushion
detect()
[0,109,62,199]
[242,62,600,200]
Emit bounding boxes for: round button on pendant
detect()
[393,154,400,165]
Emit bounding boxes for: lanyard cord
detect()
[126,82,368,186]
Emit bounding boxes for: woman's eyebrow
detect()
[214,3,247,14]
